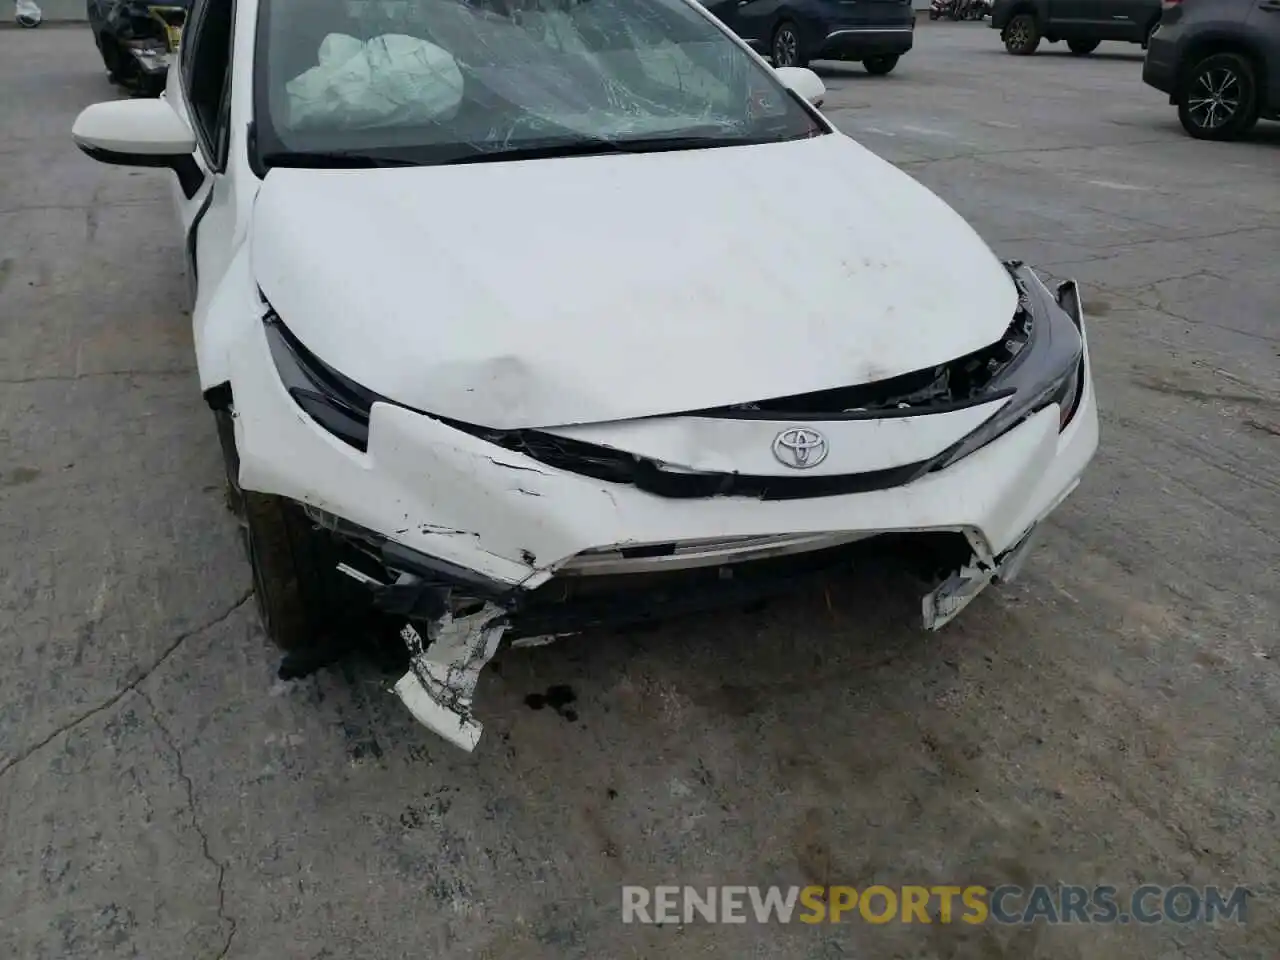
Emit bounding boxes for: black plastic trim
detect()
[78,144,204,198]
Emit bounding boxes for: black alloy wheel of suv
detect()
[1003,13,1040,54]
[1177,51,1260,140]
[772,21,806,67]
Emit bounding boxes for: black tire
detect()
[243,492,326,653]
[1067,39,1099,55]
[772,21,807,68]
[213,407,245,518]
[100,37,126,83]
[213,408,351,656]
[864,55,900,76]
[1177,52,1259,141]
[1002,13,1040,55]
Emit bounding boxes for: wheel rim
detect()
[1188,67,1241,130]
[1008,20,1028,47]
[775,28,798,66]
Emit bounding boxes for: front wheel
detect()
[214,408,357,661]
[1002,13,1040,55]
[864,55,900,76]
[772,21,807,68]
[1177,52,1259,141]
[99,36,126,83]
[1067,39,1099,55]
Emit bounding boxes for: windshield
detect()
[252,0,823,166]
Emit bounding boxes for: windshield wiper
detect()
[260,150,419,170]
[445,139,628,164]
[610,133,800,152]
[446,131,809,165]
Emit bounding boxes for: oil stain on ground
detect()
[525,685,578,722]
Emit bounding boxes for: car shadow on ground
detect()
[975,48,1146,62]
[1115,113,1280,146]
[811,62,892,79]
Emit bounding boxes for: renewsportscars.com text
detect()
[621,885,1250,925]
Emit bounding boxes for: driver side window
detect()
[182,0,236,170]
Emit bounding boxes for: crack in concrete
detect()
[1034,225,1276,264]
[0,198,166,216]
[0,590,253,780]
[1244,418,1280,439]
[139,687,238,960]
[0,367,196,386]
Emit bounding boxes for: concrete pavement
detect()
[1,23,1277,960]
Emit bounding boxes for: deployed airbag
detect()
[285,33,464,130]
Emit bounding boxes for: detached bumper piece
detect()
[394,606,507,752]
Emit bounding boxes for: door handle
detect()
[1260,1,1280,9]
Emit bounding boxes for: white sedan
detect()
[73,0,1098,750]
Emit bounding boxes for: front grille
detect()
[559,532,872,575]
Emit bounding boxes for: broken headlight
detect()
[263,308,384,452]
[931,265,1085,472]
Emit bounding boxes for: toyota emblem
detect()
[772,427,828,469]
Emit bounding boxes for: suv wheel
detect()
[772,21,807,68]
[1178,52,1259,141]
[864,54,900,75]
[1067,39,1099,55]
[1002,13,1040,55]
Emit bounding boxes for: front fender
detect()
[195,244,258,398]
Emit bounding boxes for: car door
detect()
[732,0,785,52]
[1247,0,1280,108]
[1082,0,1143,38]
[167,0,236,311]
[701,0,747,36]
[1050,0,1089,36]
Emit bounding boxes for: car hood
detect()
[251,134,1017,430]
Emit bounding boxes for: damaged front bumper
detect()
[226,274,1099,750]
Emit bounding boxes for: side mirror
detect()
[774,66,826,108]
[72,98,204,198]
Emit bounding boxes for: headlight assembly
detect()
[263,307,383,451]
[932,264,1085,472]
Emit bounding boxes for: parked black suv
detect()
[702,0,916,75]
[1144,0,1280,139]
[990,0,1163,55]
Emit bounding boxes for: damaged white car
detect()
[72,0,1098,750]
